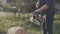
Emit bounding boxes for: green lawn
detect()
[0,14,60,34]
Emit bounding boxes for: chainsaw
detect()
[30,12,44,26]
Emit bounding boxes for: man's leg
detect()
[47,24,53,34]
[42,23,47,34]
[46,14,54,34]
[42,15,47,34]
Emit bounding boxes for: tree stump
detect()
[7,27,27,34]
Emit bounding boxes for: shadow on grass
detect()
[24,21,42,31]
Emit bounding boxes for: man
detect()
[35,0,55,34]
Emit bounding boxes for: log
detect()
[7,27,27,34]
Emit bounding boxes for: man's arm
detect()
[35,0,52,12]
[35,4,49,12]
[36,0,40,8]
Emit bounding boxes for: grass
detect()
[0,14,60,34]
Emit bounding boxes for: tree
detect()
[4,0,37,13]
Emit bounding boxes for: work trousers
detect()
[42,11,55,34]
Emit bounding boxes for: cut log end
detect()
[7,27,27,34]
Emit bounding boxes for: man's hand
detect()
[30,17,33,22]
